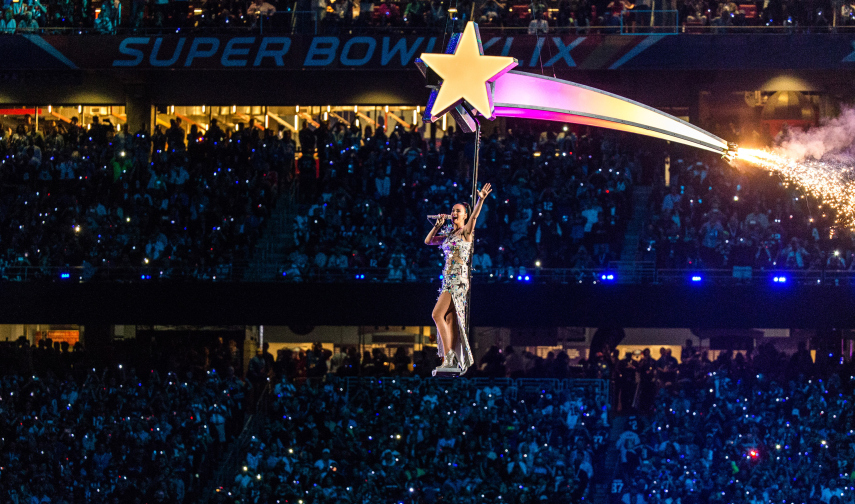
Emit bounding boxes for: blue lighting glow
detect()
[691,275,702,282]
[524,275,530,281]
[773,276,787,283]
[600,273,615,281]
[60,273,71,279]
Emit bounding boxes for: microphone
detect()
[427,214,451,220]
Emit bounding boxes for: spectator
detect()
[0,8,16,32]
[528,12,549,34]
[17,10,37,31]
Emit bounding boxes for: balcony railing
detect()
[5,262,855,286]
[5,22,855,36]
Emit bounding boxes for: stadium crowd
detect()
[226,335,855,504]
[219,373,606,503]
[2,109,850,281]
[0,115,279,280]
[286,121,634,282]
[643,144,848,272]
[0,335,248,504]
[609,340,855,504]
[5,325,855,504]
[0,0,847,34]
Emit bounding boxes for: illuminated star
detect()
[418,22,517,120]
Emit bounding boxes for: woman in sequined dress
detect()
[424,183,493,373]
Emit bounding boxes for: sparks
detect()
[735,147,855,226]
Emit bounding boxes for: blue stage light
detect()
[773,276,787,283]
[60,273,71,279]
[691,275,702,282]
[524,275,530,281]
[516,275,522,281]
[601,273,615,281]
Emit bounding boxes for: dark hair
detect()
[455,202,472,223]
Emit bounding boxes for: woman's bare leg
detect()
[444,304,460,355]
[432,292,455,357]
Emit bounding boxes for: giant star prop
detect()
[415,22,733,156]
[416,22,517,122]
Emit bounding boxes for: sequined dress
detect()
[438,228,474,372]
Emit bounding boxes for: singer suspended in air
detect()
[424,183,493,373]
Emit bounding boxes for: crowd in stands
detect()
[220,371,606,503]
[609,339,855,504]
[2,107,849,281]
[0,0,846,35]
[228,336,855,504]
[286,121,634,282]
[0,115,279,280]
[7,324,855,504]
[643,141,847,272]
[0,335,248,504]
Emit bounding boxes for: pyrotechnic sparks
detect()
[735,148,855,226]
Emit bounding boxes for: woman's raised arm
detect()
[464,183,493,236]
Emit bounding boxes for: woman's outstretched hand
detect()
[477,183,493,200]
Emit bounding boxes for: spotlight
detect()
[691,275,702,282]
[600,273,615,281]
[773,276,787,283]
